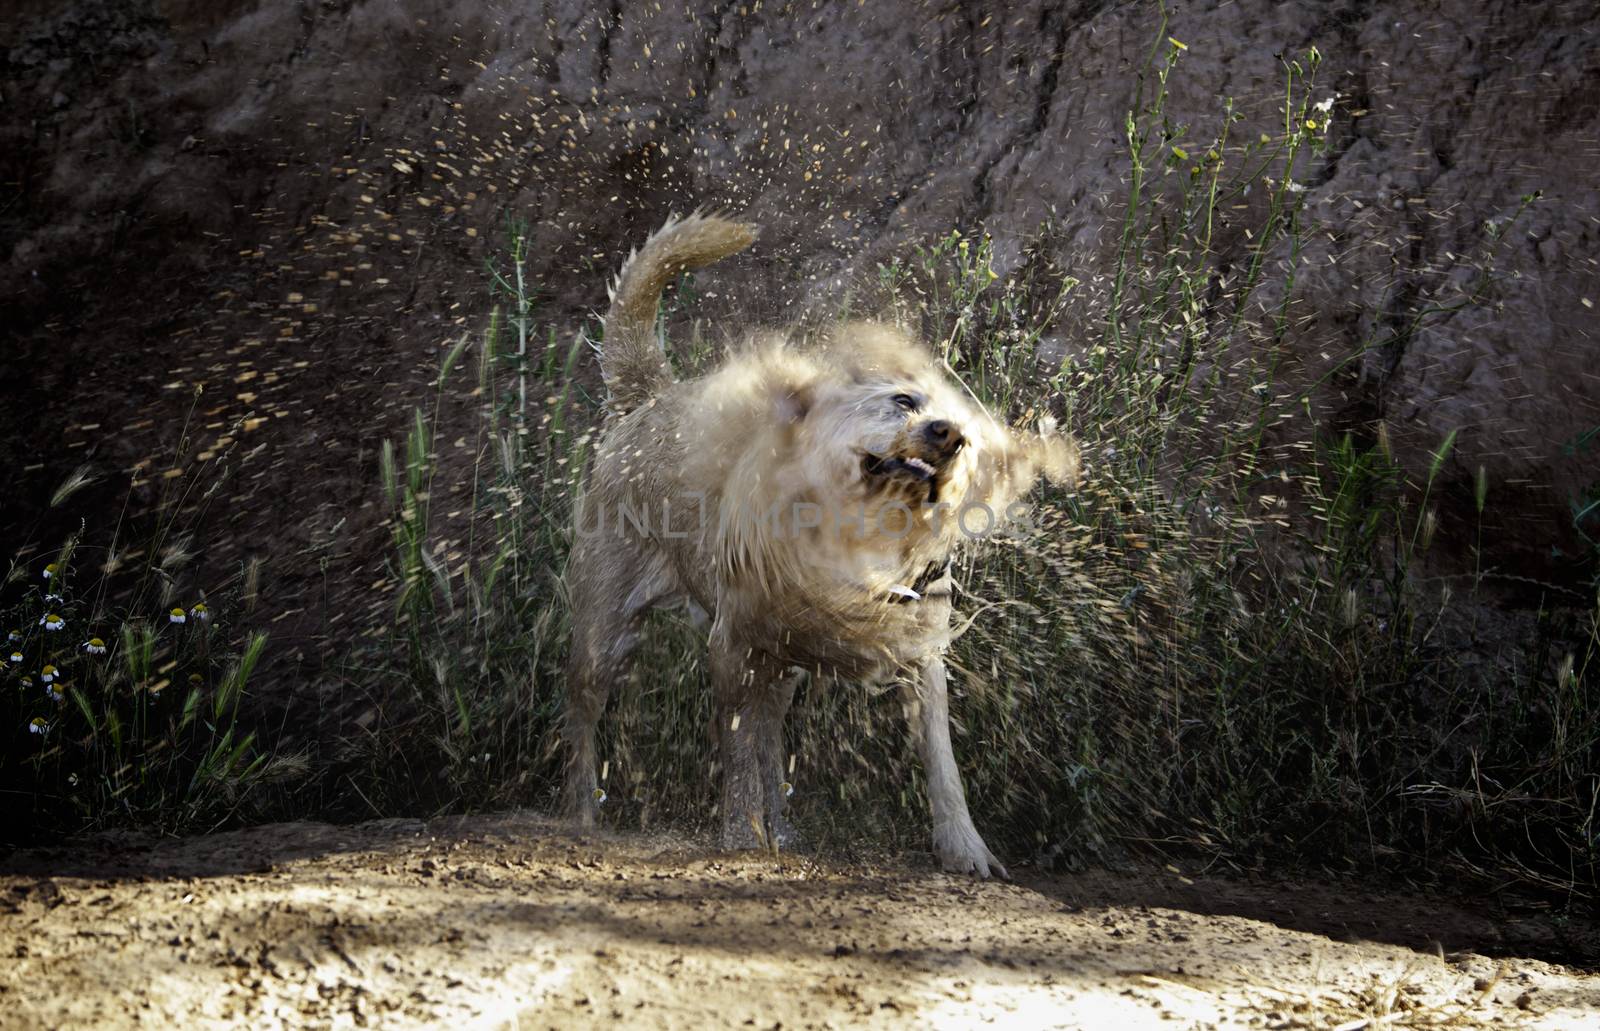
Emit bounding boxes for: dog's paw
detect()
[767,812,802,850]
[559,783,602,829]
[720,808,803,852]
[933,821,1009,880]
[720,809,766,851]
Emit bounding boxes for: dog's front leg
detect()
[903,656,1008,879]
[711,634,790,851]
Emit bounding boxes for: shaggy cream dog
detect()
[561,212,1077,877]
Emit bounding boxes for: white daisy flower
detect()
[40,613,64,631]
[168,608,187,625]
[28,717,49,735]
[43,563,58,579]
[190,603,211,623]
[84,637,107,655]
[591,788,607,804]
[40,665,57,684]
[8,651,21,664]
[45,683,64,703]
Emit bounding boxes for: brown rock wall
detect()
[2,0,1596,639]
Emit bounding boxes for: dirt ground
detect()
[1,816,1596,1030]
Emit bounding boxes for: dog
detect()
[560,212,1078,877]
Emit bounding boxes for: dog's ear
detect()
[970,417,1080,510]
[775,382,813,425]
[825,322,933,384]
[1026,416,1081,487]
[740,342,815,426]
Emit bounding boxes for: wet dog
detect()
[561,213,1078,877]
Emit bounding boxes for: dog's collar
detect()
[888,561,951,604]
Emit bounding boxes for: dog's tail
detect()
[602,211,758,412]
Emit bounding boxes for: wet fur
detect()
[561,212,1078,877]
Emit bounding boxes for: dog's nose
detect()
[922,419,963,453]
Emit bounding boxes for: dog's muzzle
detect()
[921,419,963,456]
[862,420,965,501]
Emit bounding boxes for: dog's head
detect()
[791,324,1078,546]
[687,321,1077,651]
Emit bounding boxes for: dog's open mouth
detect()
[862,450,947,504]
[861,453,937,481]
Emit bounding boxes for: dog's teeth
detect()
[906,458,934,475]
[887,584,922,601]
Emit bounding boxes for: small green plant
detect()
[3,523,272,839]
[2,385,280,841]
[345,226,602,816]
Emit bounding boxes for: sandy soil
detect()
[1,815,1596,1030]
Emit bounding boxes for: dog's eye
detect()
[891,393,919,412]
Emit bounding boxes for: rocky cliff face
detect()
[3,0,1597,643]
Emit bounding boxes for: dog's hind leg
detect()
[710,633,793,850]
[758,668,804,847]
[901,655,1009,879]
[560,539,676,828]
